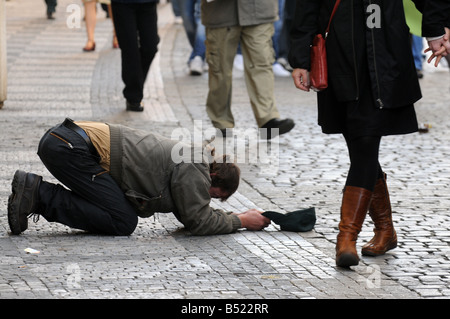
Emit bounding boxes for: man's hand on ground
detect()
[236,209,271,231]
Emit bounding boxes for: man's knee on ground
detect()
[114,214,139,236]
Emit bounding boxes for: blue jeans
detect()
[37,122,138,235]
[181,0,206,61]
[411,35,423,71]
[278,0,295,59]
[171,0,181,16]
[272,0,285,59]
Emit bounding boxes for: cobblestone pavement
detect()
[1,0,450,301]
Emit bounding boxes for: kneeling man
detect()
[8,118,270,236]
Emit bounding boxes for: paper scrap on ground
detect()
[24,248,40,254]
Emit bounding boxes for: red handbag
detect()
[310,0,341,91]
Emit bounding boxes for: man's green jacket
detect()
[108,124,242,235]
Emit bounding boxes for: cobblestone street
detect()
[1,0,450,303]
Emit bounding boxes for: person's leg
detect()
[345,136,398,257]
[83,0,97,51]
[36,124,138,235]
[411,35,423,74]
[108,5,119,49]
[136,2,159,83]
[45,0,57,17]
[205,26,240,129]
[278,0,295,61]
[344,135,382,191]
[170,0,181,17]
[240,23,280,127]
[111,2,143,106]
[190,0,207,75]
[192,0,206,61]
[181,0,196,51]
[272,0,285,60]
[361,172,398,256]
[336,135,382,267]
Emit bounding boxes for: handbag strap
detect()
[325,0,341,37]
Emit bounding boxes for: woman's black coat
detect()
[288,0,449,110]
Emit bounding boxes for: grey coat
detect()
[201,0,278,28]
[108,124,241,235]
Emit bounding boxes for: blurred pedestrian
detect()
[7,119,270,236]
[82,0,118,52]
[412,35,424,78]
[170,0,183,24]
[201,0,295,139]
[276,0,296,72]
[181,0,207,76]
[272,0,291,77]
[404,0,425,78]
[111,0,160,112]
[290,0,450,268]
[44,0,57,20]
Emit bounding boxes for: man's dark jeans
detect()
[111,1,159,104]
[37,123,138,235]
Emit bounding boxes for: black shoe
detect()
[217,128,233,138]
[416,69,424,79]
[260,118,295,139]
[126,101,144,112]
[8,170,42,235]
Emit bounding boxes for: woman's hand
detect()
[425,27,450,67]
[292,68,311,92]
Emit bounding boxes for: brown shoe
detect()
[7,170,42,235]
[336,186,372,267]
[361,174,397,256]
[83,41,96,52]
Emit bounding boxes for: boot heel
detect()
[336,252,360,267]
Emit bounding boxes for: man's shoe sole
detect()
[7,170,27,235]
[260,120,295,139]
[277,120,295,136]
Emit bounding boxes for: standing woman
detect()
[289,0,446,267]
[110,0,160,112]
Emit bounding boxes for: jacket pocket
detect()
[125,190,162,218]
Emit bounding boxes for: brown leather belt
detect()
[62,118,99,157]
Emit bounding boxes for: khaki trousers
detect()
[205,23,280,129]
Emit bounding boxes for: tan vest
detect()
[75,121,111,171]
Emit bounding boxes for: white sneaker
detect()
[174,16,183,25]
[233,54,244,71]
[273,62,291,77]
[277,57,293,72]
[189,56,204,75]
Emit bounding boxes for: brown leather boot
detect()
[361,174,397,256]
[336,186,372,267]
